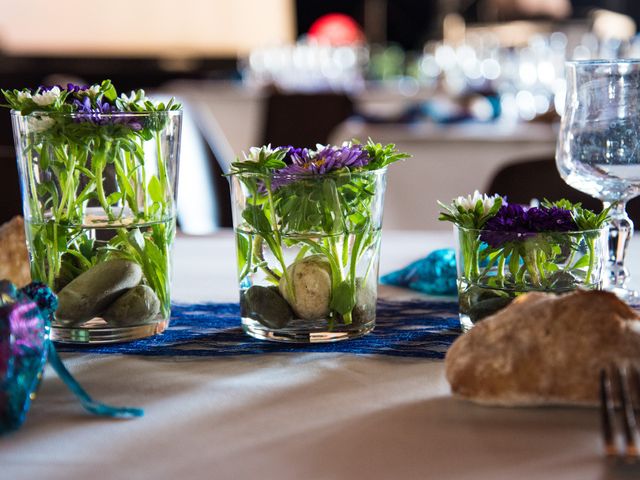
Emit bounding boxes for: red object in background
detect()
[307,13,365,46]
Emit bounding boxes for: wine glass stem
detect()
[602,201,633,291]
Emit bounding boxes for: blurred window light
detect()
[481,59,501,80]
[516,90,536,121]
[435,45,457,71]
[0,0,294,56]
[519,61,537,86]
[420,55,441,78]
[572,45,591,60]
[469,96,494,121]
[537,61,555,85]
[533,94,550,114]
[549,32,568,50]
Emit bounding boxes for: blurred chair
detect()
[175,101,232,232]
[486,157,640,224]
[261,91,354,147]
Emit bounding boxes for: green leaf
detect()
[79,238,95,259]
[242,205,272,233]
[236,233,249,273]
[107,192,122,205]
[102,80,117,102]
[128,228,145,255]
[571,255,591,270]
[330,280,356,315]
[148,175,163,203]
[144,235,166,271]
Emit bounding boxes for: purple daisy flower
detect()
[66,83,90,94]
[481,203,578,248]
[37,84,62,93]
[73,96,142,131]
[272,144,370,189]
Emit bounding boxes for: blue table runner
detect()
[57,299,461,359]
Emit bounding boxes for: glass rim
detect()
[229,166,388,179]
[565,58,640,67]
[10,109,182,118]
[454,224,606,235]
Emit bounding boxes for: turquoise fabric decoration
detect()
[0,281,143,434]
[380,248,458,296]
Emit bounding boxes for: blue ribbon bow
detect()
[1,281,142,434]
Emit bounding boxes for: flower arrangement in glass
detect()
[229,142,408,342]
[439,193,609,331]
[2,81,182,343]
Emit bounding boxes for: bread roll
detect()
[445,290,640,406]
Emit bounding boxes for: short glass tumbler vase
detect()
[230,168,387,343]
[11,110,182,343]
[454,225,607,331]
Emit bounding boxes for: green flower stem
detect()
[93,140,114,220]
[27,144,43,222]
[264,180,293,296]
[251,235,281,283]
[465,237,480,282]
[477,255,499,281]
[361,231,380,284]
[497,254,506,285]
[138,138,148,218]
[56,145,78,221]
[534,250,548,285]
[562,249,576,273]
[585,236,595,285]
[155,132,170,214]
[524,250,541,287]
[341,231,350,266]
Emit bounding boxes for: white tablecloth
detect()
[2,231,637,480]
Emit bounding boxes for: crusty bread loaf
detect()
[445,290,640,406]
[0,216,31,287]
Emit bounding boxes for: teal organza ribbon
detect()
[380,248,458,295]
[0,281,142,434]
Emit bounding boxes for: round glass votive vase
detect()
[12,110,182,343]
[454,225,607,332]
[230,168,387,343]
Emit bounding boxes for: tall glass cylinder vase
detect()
[230,169,387,343]
[11,110,182,343]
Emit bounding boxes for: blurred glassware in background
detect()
[240,39,368,93]
[240,10,640,125]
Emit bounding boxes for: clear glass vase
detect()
[230,169,387,342]
[11,110,182,343]
[454,225,607,332]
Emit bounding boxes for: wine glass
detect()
[556,59,640,301]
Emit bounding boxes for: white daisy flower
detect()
[242,145,275,163]
[453,190,501,213]
[16,91,32,102]
[119,89,148,106]
[77,85,101,98]
[32,86,61,107]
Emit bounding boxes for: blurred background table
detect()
[2,231,638,480]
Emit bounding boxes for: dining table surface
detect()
[2,229,639,480]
